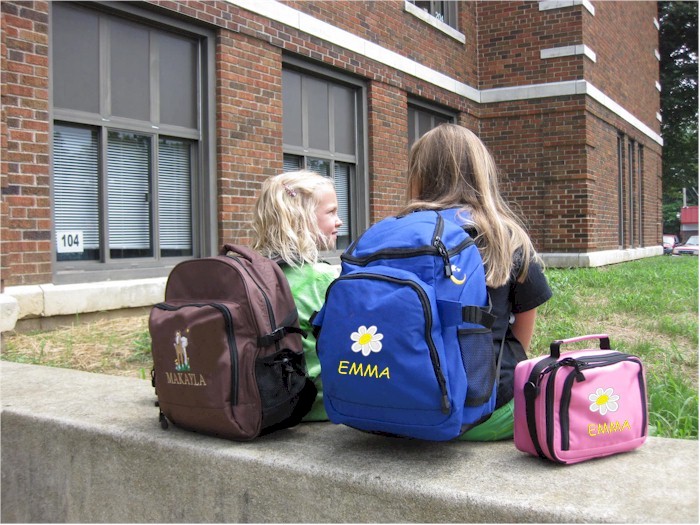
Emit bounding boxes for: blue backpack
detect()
[312,209,500,441]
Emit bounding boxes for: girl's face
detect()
[314,185,342,248]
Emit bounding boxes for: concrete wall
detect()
[2,361,698,523]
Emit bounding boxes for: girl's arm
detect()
[511,308,538,352]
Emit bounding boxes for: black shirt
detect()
[488,258,552,407]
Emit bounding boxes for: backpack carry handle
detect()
[550,334,611,358]
[220,243,257,261]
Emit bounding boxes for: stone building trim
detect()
[539,0,595,16]
[229,0,661,146]
[540,45,597,62]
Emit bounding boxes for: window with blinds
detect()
[53,125,100,262]
[52,2,200,274]
[158,138,193,256]
[107,132,153,258]
[53,125,195,261]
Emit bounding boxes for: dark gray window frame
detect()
[617,133,625,248]
[282,55,369,258]
[407,98,457,148]
[49,1,217,284]
[637,144,644,247]
[628,138,636,248]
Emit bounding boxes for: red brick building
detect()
[0,1,663,323]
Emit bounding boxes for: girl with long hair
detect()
[404,124,552,440]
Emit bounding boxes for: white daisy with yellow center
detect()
[588,387,620,416]
[350,325,383,357]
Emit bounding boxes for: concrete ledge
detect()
[542,246,663,268]
[0,294,20,332]
[2,362,698,523]
[0,277,166,332]
[1,249,667,332]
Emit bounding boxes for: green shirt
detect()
[282,262,338,421]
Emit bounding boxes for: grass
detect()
[531,255,698,440]
[1,255,698,438]
[1,315,153,380]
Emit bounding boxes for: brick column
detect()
[1,1,51,287]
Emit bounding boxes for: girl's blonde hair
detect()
[402,124,540,288]
[252,170,335,266]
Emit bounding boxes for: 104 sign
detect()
[56,230,83,254]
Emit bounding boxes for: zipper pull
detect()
[555,357,586,382]
[572,361,586,382]
[433,237,452,277]
[441,393,451,414]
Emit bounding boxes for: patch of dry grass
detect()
[1,315,152,379]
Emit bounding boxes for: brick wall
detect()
[479,97,589,253]
[477,1,585,89]
[216,30,284,246]
[585,1,661,133]
[585,100,663,249]
[1,1,51,287]
[367,81,408,220]
[0,0,664,288]
[284,0,479,87]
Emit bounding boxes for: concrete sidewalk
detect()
[1,361,698,523]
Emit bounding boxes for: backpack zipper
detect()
[226,254,278,347]
[155,302,239,405]
[558,354,647,450]
[332,272,451,414]
[341,213,474,271]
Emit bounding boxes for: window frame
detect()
[637,144,644,247]
[49,1,217,284]
[617,133,625,248]
[627,138,636,248]
[407,98,457,148]
[405,0,463,40]
[412,0,457,27]
[281,55,369,258]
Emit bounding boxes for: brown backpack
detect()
[149,244,317,440]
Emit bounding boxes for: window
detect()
[617,134,625,247]
[282,63,366,251]
[628,139,636,247]
[51,3,213,281]
[408,1,458,29]
[637,145,644,246]
[408,101,455,148]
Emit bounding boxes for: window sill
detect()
[403,1,466,44]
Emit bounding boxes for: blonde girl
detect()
[252,171,342,421]
[404,124,552,440]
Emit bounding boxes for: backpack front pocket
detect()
[557,355,647,455]
[317,267,464,438]
[150,301,245,436]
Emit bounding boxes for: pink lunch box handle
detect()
[549,334,611,358]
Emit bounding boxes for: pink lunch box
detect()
[513,334,648,465]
